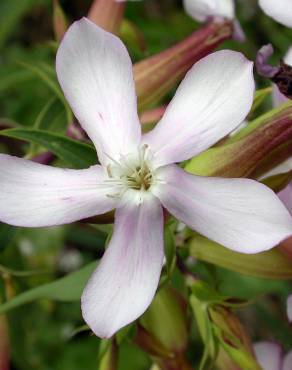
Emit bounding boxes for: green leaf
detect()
[0,262,97,314]
[18,61,72,123]
[189,234,292,279]
[248,87,272,116]
[0,128,97,169]
[0,0,43,49]
[189,294,217,370]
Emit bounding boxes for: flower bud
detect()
[53,0,68,41]
[139,287,188,354]
[134,21,233,110]
[88,0,125,35]
[135,287,192,370]
[186,103,292,178]
[189,234,292,279]
[210,307,258,370]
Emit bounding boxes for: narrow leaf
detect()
[0,128,97,169]
[0,262,97,314]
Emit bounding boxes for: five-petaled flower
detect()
[183,0,292,29]
[0,18,292,338]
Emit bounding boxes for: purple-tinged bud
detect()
[256,44,280,78]
[257,44,292,100]
[88,0,125,35]
[134,21,233,110]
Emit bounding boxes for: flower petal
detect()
[259,0,292,28]
[143,50,254,167]
[287,295,292,322]
[0,154,116,227]
[254,341,283,370]
[278,182,292,215]
[153,165,292,253]
[283,350,292,370]
[56,18,141,166]
[81,194,164,338]
[183,0,234,22]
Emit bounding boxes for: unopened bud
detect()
[256,44,292,100]
[135,287,193,370]
[53,0,68,41]
[134,21,233,110]
[88,0,125,35]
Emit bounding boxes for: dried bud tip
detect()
[272,61,292,100]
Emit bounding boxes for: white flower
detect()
[184,0,292,28]
[254,341,292,370]
[0,18,291,338]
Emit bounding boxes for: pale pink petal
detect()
[254,341,283,370]
[0,154,116,227]
[81,194,164,338]
[143,50,254,167]
[259,0,292,28]
[278,182,292,215]
[56,18,141,166]
[273,47,292,107]
[183,0,234,22]
[287,295,292,322]
[153,165,292,253]
[283,350,292,370]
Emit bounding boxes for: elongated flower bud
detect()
[186,104,292,178]
[134,20,233,110]
[88,0,125,35]
[136,287,192,370]
[53,0,68,41]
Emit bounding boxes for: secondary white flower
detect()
[0,18,292,338]
[254,341,292,370]
[183,0,234,22]
[184,0,292,28]
[259,0,292,28]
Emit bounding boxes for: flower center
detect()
[123,163,153,191]
[105,145,156,198]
